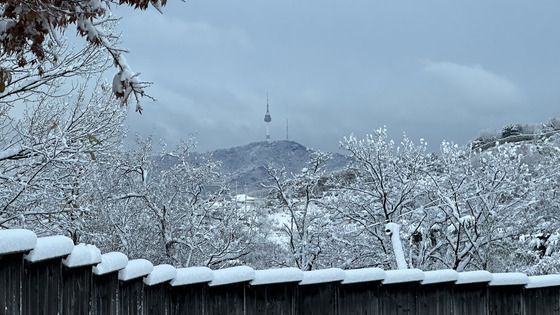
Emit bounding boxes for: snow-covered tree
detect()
[0,81,126,238]
[332,128,429,269]
[81,138,257,268]
[263,152,340,270]
[1,0,165,112]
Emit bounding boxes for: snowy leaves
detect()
[0,0,164,110]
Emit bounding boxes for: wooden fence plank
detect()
[144,283,171,315]
[119,278,145,315]
[91,272,119,315]
[298,283,339,315]
[0,254,24,315]
[453,283,488,315]
[206,282,247,315]
[170,283,208,315]
[488,285,525,315]
[22,258,63,315]
[380,283,418,315]
[524,287,560,315]
[338,282,381,315]
[246,282,298,315]
[62,265,93,315]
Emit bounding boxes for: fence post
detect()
[246,267,303,315]
[416,269,458,314]
[61,244,102,315]
[22,235,74,315]
[379,268,424,315]
[453,270,492,315]
[0,229,36,315]
[144,264,177,315]
[118,259,154,315]
[168,266,214,315]
[91,252,128,315]
[206,266,255,315]
[338,268,384,315]
[488,272,528,315]
[525,275,560,315]
[298,268,345,315]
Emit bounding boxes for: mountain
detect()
[200,140,350,193]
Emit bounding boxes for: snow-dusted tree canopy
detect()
[0,0,165,112]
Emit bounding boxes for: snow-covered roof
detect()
[0,229,37,255]
[118,259,154,281]
[342,268,385,284]
[93,252,128,275]
[456,270,493,285]
[235,194,256,202]
[144,264,177,286]
[526,275,560,289]
[422,269,459,285]
[63,244,101,268]
[24,235,74,263]
[299,268,345,285]
[489,273,529,286]
[170,267,214,286]
[209,266,255,286]
[250,268,303,286]
[382,269,424,285]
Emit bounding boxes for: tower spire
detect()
[264,93,272,141]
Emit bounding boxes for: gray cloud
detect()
[115,1,560,153]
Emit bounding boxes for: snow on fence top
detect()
[250,267,304,286]
[63,244,101,268]
[455,270,493,284]
[144,264,177,286]
[382,269,424,285]
[24,235,74,263]
[299,268,345,285]
[209,266,255,287]
[526,274,560,289]
[5,229,560,290]
[0,229,36,255]
[170,267,214,286]
[93,252,128,275]
[489,272,529,286]
[342,268,385,284]
[118,259,154,281]
[421,269,459,285]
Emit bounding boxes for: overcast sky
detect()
[115,0,560,152]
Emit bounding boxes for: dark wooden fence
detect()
[2,229,560,315]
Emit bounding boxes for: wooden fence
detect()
[2,229,560,315]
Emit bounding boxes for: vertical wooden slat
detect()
[0,254,24,315]
[453,283,488,315]
[91,272,119,315]
[144,283,171,315]
[524,287,560,315]
[22,258,63,315]
[62,265,93,315]
[337,282,381,315]
[206,282,247,315]
[488,285,525,315]
[246,282,299,315]
[380,283,418,315]
[416,282,455,315]
[170,283,208,315]
[119,278,145,315]
[298,283,338,315]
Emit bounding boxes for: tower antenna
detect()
[286,119,289,140]
[264,93,272,141]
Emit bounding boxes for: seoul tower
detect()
[264,94,272,141]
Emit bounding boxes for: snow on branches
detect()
[0,0,165,112]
